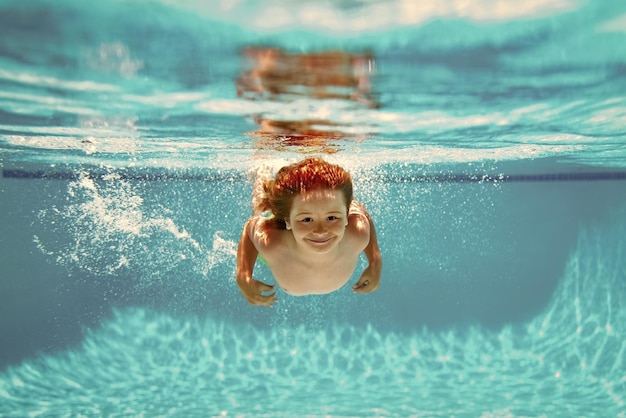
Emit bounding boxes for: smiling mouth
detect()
[307,237,333,245]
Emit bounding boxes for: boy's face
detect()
[286,189,349,254]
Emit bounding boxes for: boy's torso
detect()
[253,213,369,295]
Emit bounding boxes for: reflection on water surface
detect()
[237,47,377,153]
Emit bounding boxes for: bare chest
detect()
[269,254,359,296]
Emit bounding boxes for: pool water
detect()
[1,0,625,416]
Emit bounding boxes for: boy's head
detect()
[265,158,353,227]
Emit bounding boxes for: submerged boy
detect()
[236,158,382,307]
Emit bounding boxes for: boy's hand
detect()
[237,275,278,307]
[352,263,381,294]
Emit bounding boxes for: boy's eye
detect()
[299,216,341,223]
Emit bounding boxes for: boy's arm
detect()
[351,203,382,294]
[236,218,277,307]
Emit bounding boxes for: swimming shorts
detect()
[257,254,268,266]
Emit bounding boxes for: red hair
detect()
[257,158,353,229]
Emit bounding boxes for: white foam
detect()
[36,171,214,278]
[0,68,119,93]
[599,13,626,32]
[162,0,579,33]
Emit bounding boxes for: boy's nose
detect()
[313,223,326,234]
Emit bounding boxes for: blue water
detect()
[1,0,626,416]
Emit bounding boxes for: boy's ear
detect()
[285,221,292,230]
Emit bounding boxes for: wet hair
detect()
[255,158,353,229]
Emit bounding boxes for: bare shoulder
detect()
[246,215,289,253]
[345,200,371,249]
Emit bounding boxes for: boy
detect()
[236,158,382,307]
